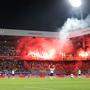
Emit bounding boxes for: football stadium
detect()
[0,28,90,90]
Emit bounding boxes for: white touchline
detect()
[24,86,54,90]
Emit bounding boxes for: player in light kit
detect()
[70,74,74,78]
[12,70,15,79]
[49,64,55,79]
[12,70,15,75]
[78,69,81,77]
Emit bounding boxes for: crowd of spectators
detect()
[0,60,90,78]
[0,36,89,78]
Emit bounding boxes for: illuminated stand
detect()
[0,28,89,61]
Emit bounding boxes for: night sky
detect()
[0,0,90,31]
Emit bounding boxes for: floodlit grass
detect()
[0,77,90,90]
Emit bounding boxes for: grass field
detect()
[0,77,90,90]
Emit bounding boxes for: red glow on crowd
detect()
[16,37,74,61]
[79,51,88,58]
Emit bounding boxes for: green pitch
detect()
[0,77,90,90]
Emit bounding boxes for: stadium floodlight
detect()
[69,0,82,8]
[69,0,83,20]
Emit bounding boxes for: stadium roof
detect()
[0,27,90,38]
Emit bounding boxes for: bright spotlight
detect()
[69,0,82,8]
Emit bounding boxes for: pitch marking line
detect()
[24,86,54,90]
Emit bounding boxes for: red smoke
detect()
[16,37,74,61]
